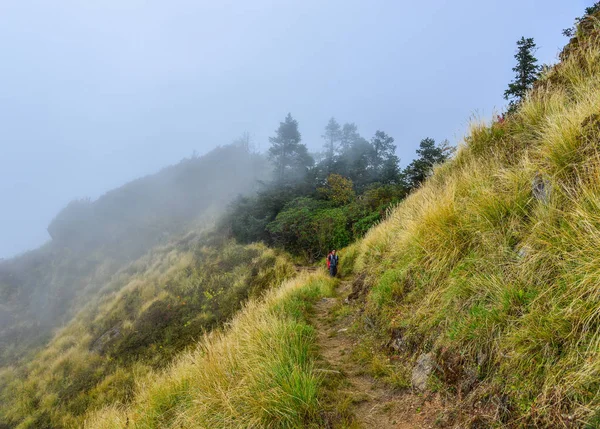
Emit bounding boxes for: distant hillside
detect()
[0,143,269,365]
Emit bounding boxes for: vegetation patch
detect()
[0,239,295,428]
[84,273,335,429]
[348,10,600,427]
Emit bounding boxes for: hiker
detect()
[327,250,339,277]
[326,250,332,270]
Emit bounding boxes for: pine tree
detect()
[402,138,453,190]
[504,37,540,111]
[336,123,369,185]
[370,130,397,181]
[379,155,401,185]
[322,117,342,160]
[338,137,372,189]
[340,123,360,151]
[320,117,342,177]
[268,113,313,183]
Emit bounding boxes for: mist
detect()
[0,141,268,364]
[0,0,583,258]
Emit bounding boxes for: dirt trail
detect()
[314,280,444,428]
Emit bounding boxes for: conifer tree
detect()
[322,117,342,160]
[402,138,453,190]
[320,117,342,177]
[340,123,360,151]
[370,130,398,182]
[336,123,370,185]
[268,113,313,183]
[338,137,372,189]
[504,37,540,111]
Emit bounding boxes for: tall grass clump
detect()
[350,13,600,428]
[84,273,335,429]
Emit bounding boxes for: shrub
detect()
[317,174,355,206]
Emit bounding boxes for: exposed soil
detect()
[314,280,447,428]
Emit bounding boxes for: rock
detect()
[90,325,121,354]
[411,352,434,391]
[347,272,368,301]
[532,173,551,203]
[389,329,405,352]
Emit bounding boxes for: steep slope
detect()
[313,280,446,428]
[0,234,295,428]
[84,272,336,429]
[3,10,599,429]
[343,13,600,427]
[42,12,600,429]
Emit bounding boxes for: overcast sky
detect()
[0,0,589,259]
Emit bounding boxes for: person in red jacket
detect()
[326,251,332,270]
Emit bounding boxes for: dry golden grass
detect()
[0,240,297,429]
[351,20,600,427]
[84,273,334,429]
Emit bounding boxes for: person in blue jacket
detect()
[327,249,339,277]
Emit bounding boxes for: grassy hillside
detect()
[345,13,600,427]
[84,273,335,429]
[0,143,268,366]
[82,10,600,428]
[0,233,295,428]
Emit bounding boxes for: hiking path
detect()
[313,279,446,428]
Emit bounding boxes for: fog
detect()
[0,141,269,365]
[0,0,584,258]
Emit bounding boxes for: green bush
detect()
[266,198,351,260]
[263,183,406,261]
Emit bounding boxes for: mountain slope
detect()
[84,273,335,429]
[0,143,268,366]
[345,14,600,427]
[0,236,295,428]
[82,11,600,428]
[3,9,600,429]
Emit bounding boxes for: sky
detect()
[0,0,590,259]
